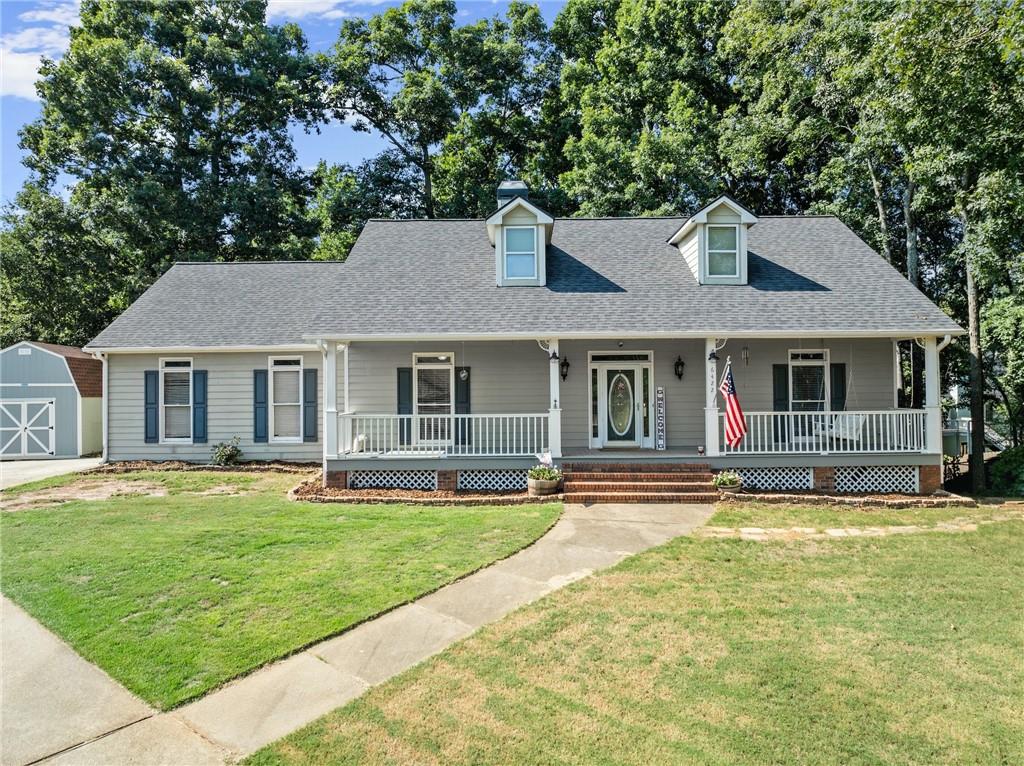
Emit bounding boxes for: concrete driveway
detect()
[0,458,102,491]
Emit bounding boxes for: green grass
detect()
[709,501,1013,530]
[248,505,1023,766]
[0,470,560,709]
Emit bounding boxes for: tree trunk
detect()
[963,210,987,492]
[421,148,434,219]
[903,179,919,287]
[866,158,892,263]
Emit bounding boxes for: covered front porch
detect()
[317,335,946,464]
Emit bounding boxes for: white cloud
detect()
[1,1,79,101]
[265,0,387,21]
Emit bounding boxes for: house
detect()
[84,185,964,497]
[0,342,103,458]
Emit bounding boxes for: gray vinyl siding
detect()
[338,337,895,452]
[343,341,549,414]
[0,344,80,457]
[107,352,322,462]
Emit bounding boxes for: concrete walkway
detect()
[3,503,712,765]
[0,458,102,491]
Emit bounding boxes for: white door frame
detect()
[588,351,654,449]
[0,399,56,458]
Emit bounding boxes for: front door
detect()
[604,367,640,447]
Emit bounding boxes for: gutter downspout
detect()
[937,334,952,352]
[90,351,108,463]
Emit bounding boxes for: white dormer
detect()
[668,195,758,285]
[486,181,554,287]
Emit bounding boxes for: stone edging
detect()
[287,479,563,506]
[721,490,977,508]
[88,461,318,475]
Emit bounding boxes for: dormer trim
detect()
[667,194,758,245]
[485,196,554,246]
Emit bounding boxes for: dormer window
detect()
[504,226,538,280]
[706,225,739,277]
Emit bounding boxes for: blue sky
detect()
[0,0,565,205]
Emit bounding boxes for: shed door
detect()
[0,400,55,458]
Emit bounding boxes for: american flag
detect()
[719,360,747,448]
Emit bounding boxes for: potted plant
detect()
[712,470,742,494]
[527,465,562,496]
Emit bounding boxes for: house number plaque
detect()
[655,386,666,450]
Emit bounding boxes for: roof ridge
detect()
[170,260,348,266]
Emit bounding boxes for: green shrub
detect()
[210,437,243,466]
[988,446,1024,496]
[528,465,561,482]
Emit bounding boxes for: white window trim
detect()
[269,355,304,444]
[708,223,741,280]
[502,225,538,281]
[159,357,193,444]
[788,348,831,412]
[412,352,455,444]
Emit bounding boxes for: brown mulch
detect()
[722,489,977,508]
[89,460,318,475]
[290,478,562,506]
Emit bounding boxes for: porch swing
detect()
[812,345,867,449]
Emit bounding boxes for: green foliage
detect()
[527,465,561,481]
[210,436,243,466]
[989,446,1024,496]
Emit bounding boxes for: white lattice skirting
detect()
[835,465,919,494]
[348,470,438,491]
[736,467,814,491]
[457,469,529,491]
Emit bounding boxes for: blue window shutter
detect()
[253,369,268,443]
[830,364,847,411]
[303,368,318,442]
[192,370,208,443]
[397,367,412,445]
[144,370,158,443]
[455,367,470,445]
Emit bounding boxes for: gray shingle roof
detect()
[87,215,962,349]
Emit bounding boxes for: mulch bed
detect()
[289,478,563,506]
[722,488,977,508]
[88,460,319,475]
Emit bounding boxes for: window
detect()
[160,358,192,442]
[414,353,454,442]
[504,226,537,279]
[270,357,302,442]
[706,224,739,277]
[789,350,829,412]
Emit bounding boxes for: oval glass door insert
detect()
[608,373,634,436]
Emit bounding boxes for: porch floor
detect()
[562,448,705,460]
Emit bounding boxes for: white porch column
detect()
[704,338,720,456]
[548,338,562,458]
[923,335,941,453]
[323,341,339,458]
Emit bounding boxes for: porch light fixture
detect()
[459,368,469,381]
[741,346,750,365]
[674,356,685,380]
[560,355,570,381]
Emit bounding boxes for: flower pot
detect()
[718,483,742,494]
[528,477,560,496]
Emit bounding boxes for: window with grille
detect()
[161,358,192,441]
[414,353,454,442]
[270,357,302,442]
[790,350,829,412]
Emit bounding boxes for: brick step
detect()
[564,471,713,482]
[562,463,710,474]
[565,492,720,504]
[563,481,713,493]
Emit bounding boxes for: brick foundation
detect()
[918,464,942,494]
[324,470,347,489]
[812,466,835,492]
[437,469,458,492]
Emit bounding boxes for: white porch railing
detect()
[718,410,927,454]
[339,413,550,457]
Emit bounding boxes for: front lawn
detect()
[249,504,1023,766]
[0,470,560,709]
